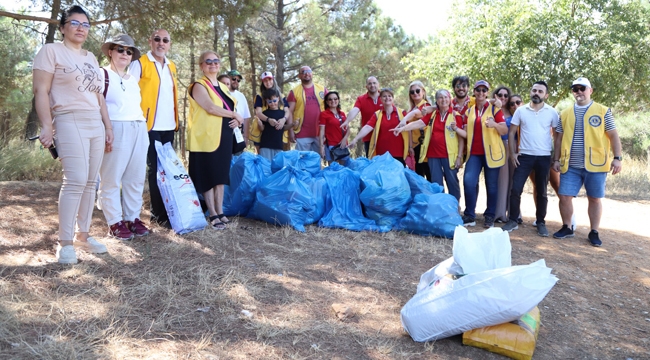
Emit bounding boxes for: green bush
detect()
[0,138,61,181]
[615,112,650,159]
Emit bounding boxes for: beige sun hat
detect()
[101,34,141,61]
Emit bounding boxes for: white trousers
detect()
[98,121,149,225]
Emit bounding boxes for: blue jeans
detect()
[428,157,460,200]
[463,154,501,218]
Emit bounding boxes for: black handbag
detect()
[329,144,350,161]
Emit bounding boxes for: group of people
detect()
[35,6,622,264]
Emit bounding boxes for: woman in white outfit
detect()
[32,5,112,264]
[98,34,151,240]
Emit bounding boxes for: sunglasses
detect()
[509,100,523,106]
[113,46,134,56]
[68,19,91,30]
[300,70,312,74]
[474,87,488,93]
[204,59,220,65]
[454,83,468,89]
[497,92,509,98]
[266,99,279,103]
[572,85,587,93]
[326,97,339,102]
[153,36,170,43]
[409,88,422,95]
[231,78,242,83]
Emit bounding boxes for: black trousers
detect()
[146,130,175,224]
[508,154,551,223]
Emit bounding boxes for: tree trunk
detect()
[275,0,286,92]
[246,32,257,101]
[213,15,221,54]
[228,25,236,70]
[25,0,61,139]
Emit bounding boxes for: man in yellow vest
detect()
[288,66,327,152]
[129,29,179,228]
[551,77,622,247]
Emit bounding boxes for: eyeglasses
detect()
[113,46,134,56]
[474,87,488,93]
[409,88,422,95]
[454,83,468,89]
[266,99,279,104]
[204,59,220,65]
[231,78,242,83]
[497,92,509,98]
[153,36,170,43]
[572,86,586,93]
[508,100,523,106]
[67,20,91,30]
[326,97,339,102]
[300,69,312,74]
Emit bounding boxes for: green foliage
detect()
[613,111,650,159]
[402,0,650,109]
[0,138,61,181]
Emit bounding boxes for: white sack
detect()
[452,226,511,274]
[401,259,558,342]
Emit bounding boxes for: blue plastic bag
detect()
[271,150,321,175]
[223,152,272,217]
[319,163,390,232]
[403,168,444,200]
[306,171,329,225]
[359,153,411,227]
[347,156,371,172]
[397,193,463,238]
[251,167,314,232]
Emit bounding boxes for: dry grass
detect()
[1,181,649,359]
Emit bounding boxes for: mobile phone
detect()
[28,135,58,159]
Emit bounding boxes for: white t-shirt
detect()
[103,67,146,121]
[129,51,176,130]
[230,90,251,120]
[511,103,559,156]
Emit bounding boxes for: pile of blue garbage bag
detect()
[221,150,463,237]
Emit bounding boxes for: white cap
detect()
[260,71,274,80]
[571,77,591,88]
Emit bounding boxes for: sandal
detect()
[209,215,226,230]
[217,214,230,224]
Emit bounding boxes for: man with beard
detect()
[227,70,251,154]
[288,66,327,152]
[129,29,178,228]
[448,76,501,122]
[501,81,559,237]
[340,76,382,157]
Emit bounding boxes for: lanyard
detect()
[204,78,232,111]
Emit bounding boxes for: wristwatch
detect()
[613,156,623,161]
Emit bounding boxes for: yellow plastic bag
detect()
[462,307,540,360]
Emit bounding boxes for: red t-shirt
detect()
[470,102,505,155]
[426,111,463,158]
[288,85,327,138]
[354,93,382,142]
[366,106,404,159]
[319,109,347,145]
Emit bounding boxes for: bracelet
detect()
[105,127,113,130]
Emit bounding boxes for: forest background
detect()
[1,0,650,192]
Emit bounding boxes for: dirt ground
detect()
[0,181,649,359]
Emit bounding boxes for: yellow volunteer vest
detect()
[137,54,179,131]
[558,102,610,173]
[465,103,506,168]
[249,94,290,144]
[368,108,409,160]
[291,83,326,134]
[418,109,460,169]
[187,77,237,152]
[408,99,429,148]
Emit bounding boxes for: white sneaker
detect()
[74,237,108,254]
[56,244,78,264]
[532,220,537,226]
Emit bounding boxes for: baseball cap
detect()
[571,77,591,88]
[473,80,490,90]
[260,71,274,80]
[227,70,242,79]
